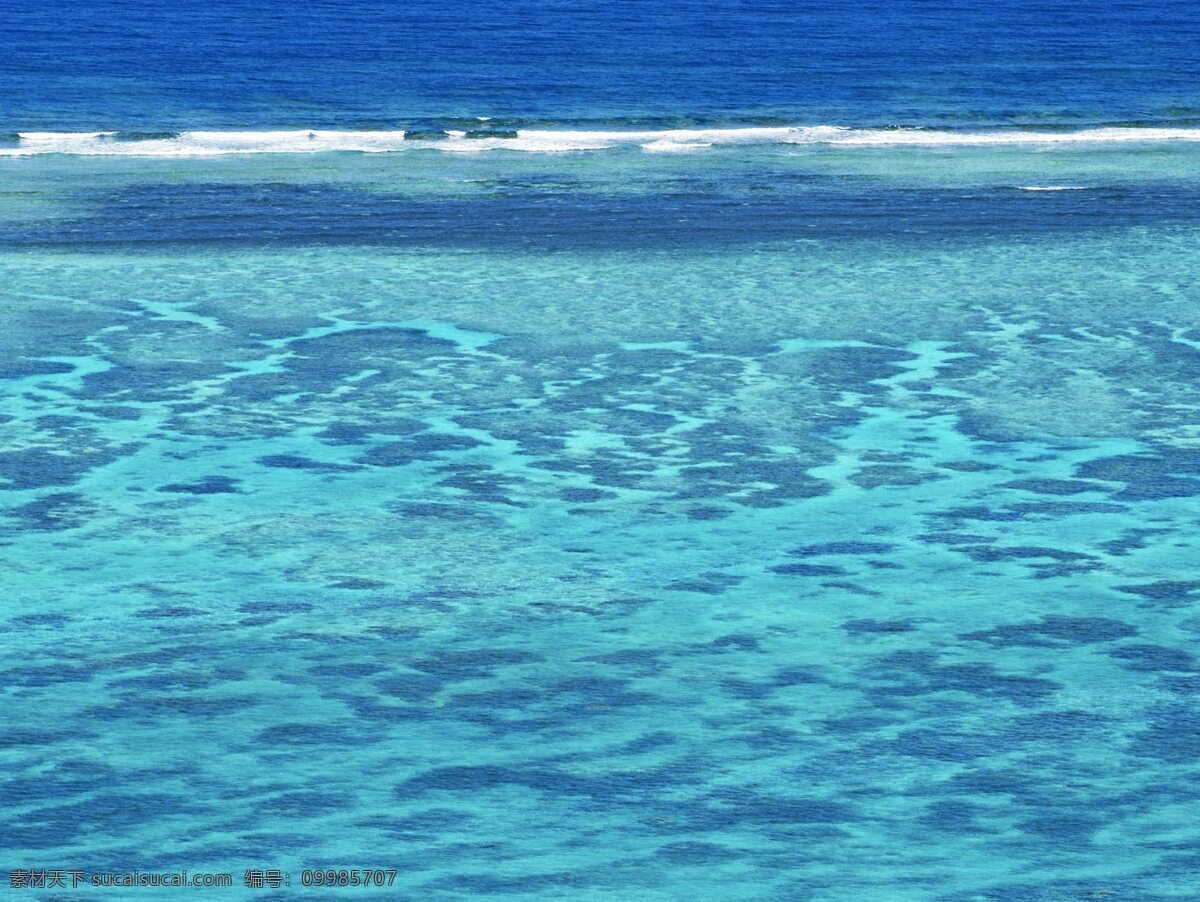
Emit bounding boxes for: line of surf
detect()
[4,126,1200,156]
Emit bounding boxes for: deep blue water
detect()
[3,0,1200,130]
[4,2,1200,900]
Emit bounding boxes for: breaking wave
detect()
[4,126,1200,157]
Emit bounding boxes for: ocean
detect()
[3,0,1200,898]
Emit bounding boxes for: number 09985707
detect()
[300,869,397,887]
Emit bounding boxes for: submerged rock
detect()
[109,131,183,141]
[464,128,518,139]
[403,128,449,141]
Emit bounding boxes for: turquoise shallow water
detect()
[3,141,1200,897]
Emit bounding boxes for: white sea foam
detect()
[3,126,1200,157]
[1016,185,1089,191]
[800,127,1200,147]
[640,139,715,153]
